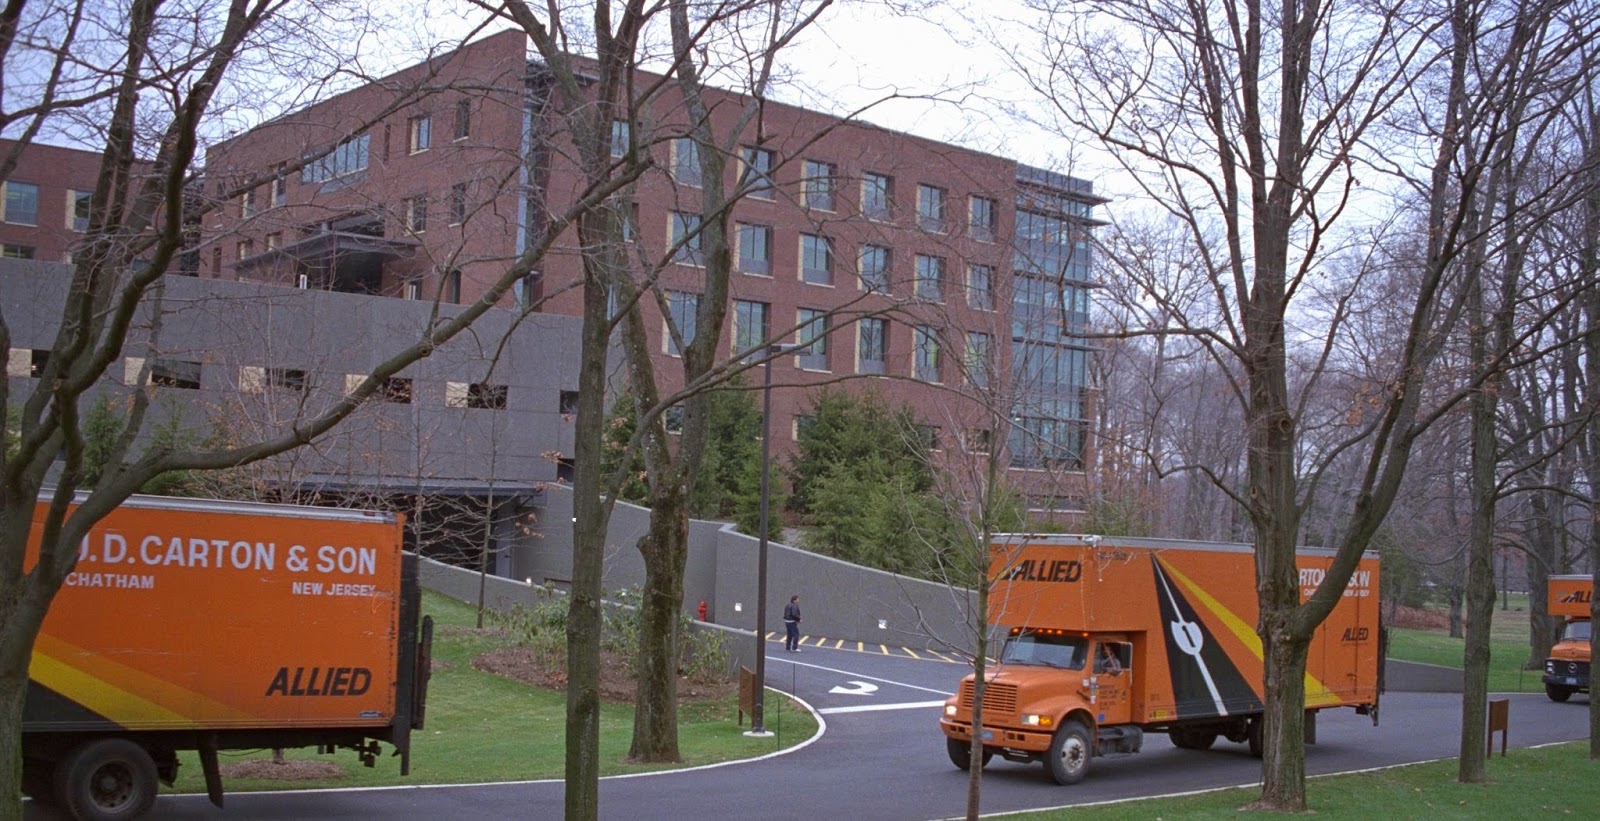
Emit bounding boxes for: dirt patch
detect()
[219,758,344,781]
[472,647,735,703]
[1390,605,1451,631]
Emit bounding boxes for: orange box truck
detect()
[940,535,1381,784]
[22,494,433,820]
[1543,575,1592,702]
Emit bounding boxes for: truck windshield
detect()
[1000,631,1087,669]
[1563,621,1592,642]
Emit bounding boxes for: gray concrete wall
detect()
[520,484,978,653]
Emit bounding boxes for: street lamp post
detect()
[748,343,798,737]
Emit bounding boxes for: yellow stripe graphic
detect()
[33,633,256,726]
[1158,559,1341,707]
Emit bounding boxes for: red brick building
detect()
[201,30,1106,515]
[0,141,119,262]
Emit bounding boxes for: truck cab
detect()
[941,628,1139,784]
[1544,575,1593,702]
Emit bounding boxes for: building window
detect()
[862,173,892,220]
[1008,417,1087,471]
[664,405,687,435]
[265,232,281,251]
[379,377,414,404]
[150,359,202,390]
[237,239,254,260]
[671,211,703,265]
[405,280,422,300]
[451,182,468,224]
[302,133,370,182]
[734,299,770,360]
[801,233,833,285]
[2,244,35,259]
[859,244,890,292]
[970,196,996,241]
[914,424,941,454]
[666,290,699,355]
[917,184,945,232]
[968,428,992,455]
[241,188,256,218]
[560,390,580,414]
[444,268,464,304]
[672,137,702,186]
[858,317,887,375]
[914,326,941,382]
[408,115,431,153]
[3,181,39,225]
[968,264,994,310]
[455,99,471,140]
[267,367,308,391]
[803,159,835,211]
[737,223,771,275]
[211,247,221,275]
[797,308,829,370]
[448,382,509,410]
[273,165,287,206]
[611,120,631,158]
[966,331,991,388]
[515,273,539,308]
[404,195,428,233]
[915,254,945,302]
[741,146,775,199]
[67,190,92,231]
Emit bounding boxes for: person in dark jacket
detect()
[783,595,802,652]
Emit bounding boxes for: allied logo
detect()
[1341,627,1370,642]
[1004,558,1082,583]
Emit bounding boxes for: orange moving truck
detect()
[22,494,433,820]
[940,535,1381,784]
[1543,575,1592,702]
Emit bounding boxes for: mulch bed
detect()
[1389,604,1452,631]
[471,646,736,703]
[219,758,344,781]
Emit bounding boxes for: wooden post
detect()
[1487,698,1509,756]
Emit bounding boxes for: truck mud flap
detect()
[199,734,225,809]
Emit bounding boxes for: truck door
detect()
[1093,641,1133,726]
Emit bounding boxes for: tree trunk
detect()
[1,631,32,812]
[1250,619,1309,811]
[629,496,688,761]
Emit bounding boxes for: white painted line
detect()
[776,657,954,696]
[819,700,947,715]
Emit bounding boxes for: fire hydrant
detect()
[697,600,708,621]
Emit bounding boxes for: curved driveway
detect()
[27,641,1592,820]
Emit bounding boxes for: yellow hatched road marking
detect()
[879,644,889,654]
[834,639,844,649]
[903,648,921,659]
[856,641,864,651]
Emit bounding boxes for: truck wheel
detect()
[1171,729,1217,750]
[22,759,56,805]
[1246,717,1264,758]
[946,737,993,771]
[1047,720,1092,785]
[53,738,159,821]
[1546,683,1573,703]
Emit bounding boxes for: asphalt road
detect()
[26,641,1593,820]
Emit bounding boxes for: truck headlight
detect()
[945,704,958,717]
[1020,714,1053,727]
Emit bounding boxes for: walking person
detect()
[783,595,802,652]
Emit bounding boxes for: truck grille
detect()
[959,680,1018,716]
[1547,659,1590,677]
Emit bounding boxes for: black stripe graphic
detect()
[1151,557,1262,718]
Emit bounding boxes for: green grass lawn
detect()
[1006,741,1600,819]
[1386,594,1557,692]
[166,592,816,793]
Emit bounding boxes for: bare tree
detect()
[0,3,644,812]
[1017,0,1597,807]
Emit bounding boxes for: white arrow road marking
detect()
[818,700,947,715]
[829,681,880,695]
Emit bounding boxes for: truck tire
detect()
[1047,720,1092,785]
[946,737,993,771]
[1246,717,1264,759]
[1546,683,1574,703]
[53,738,159,821]
[1170,729,1217,750]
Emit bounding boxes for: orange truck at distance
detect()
[940,535,1382,784]
[22,494,433,821]
[1544,575,1593,702]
